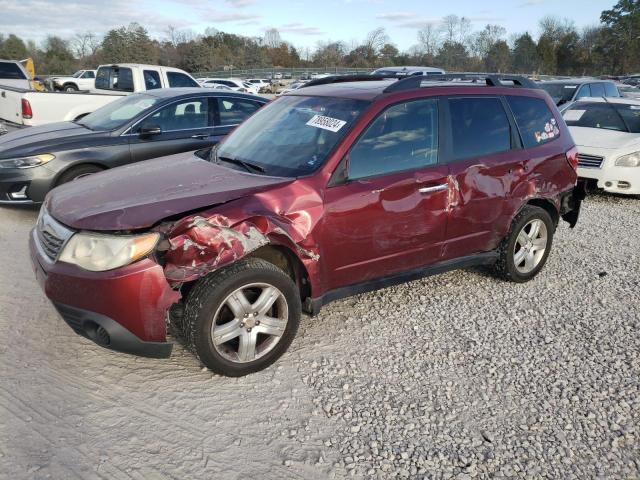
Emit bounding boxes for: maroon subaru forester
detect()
[30,74,583,376]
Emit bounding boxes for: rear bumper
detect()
[560,181,587,228]
[29,230,180,358]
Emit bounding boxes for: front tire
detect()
[494,206,554,283]
[184,258,301,376]
[63,83,78,92]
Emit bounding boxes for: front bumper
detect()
[578,165,640,195]
[30,229,180,358]
[0,164,58,204]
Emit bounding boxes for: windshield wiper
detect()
[217,155,266,174]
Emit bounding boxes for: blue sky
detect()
[3,0,616,51]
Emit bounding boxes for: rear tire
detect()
[184,258,301,377]
[56,165,104,186]
[494,206,554,283]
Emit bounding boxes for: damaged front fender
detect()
[161,213,320,283]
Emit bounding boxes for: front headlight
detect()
[0,154,55,169]
[615,152,640,167]
[58,232,160,271]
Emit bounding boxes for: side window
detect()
[167,72,199,88]
[449,97,511,160]
[137,98,209,132]
[576,84,591,99]
[507,96,560,148]
[348,99,439,180]
[144,70,162,90]
[604,83,619,97]
[217,98,262,126]
[95,67,133,92]
[86,71,95,79]
[590,83,605,98]
[0,62,27,79]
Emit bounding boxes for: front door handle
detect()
[418,184,448,194]
[191,134,209,139]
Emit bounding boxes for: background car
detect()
[0,88,267,203]
[616,83,640,100]
[246,79,271,90]
[47,70,97,91]
[197,78,258,94]
[538,78,620,107]
[277,80,308,95]
[563,97,640,195]
[371,66,445,77]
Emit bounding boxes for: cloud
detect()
[226,0,256,6]
[375,12,414,21]
[519,0,545,5]
[277,23,325,35]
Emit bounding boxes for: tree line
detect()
[0,0,637,76]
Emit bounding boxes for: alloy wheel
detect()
[211,283,288,363]
[513,219,548,274]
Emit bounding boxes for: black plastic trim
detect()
[54,303,173,358]
[305,251,499,315]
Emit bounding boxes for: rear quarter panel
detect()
[24,92,120,126]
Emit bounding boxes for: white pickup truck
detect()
[47,69,97,91]
[0,63,200,127]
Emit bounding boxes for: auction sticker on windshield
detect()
[306,115,347,132]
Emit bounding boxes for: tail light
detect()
[566,146,579,171]
[21,99,33,119]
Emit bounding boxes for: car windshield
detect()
[540,83,577,103]
[72,71,83,78]
[563,102,640,133]
[77,94,160,131]
[215,95,369,177]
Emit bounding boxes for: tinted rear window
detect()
[563,103,627,132]
[449,97,511,160]
[167,72,199,88]
[95,67,134,92]
[0,62,27,80]
[539,83,577,103]
[507,96,560,148]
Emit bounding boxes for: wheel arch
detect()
[53,162,107,187]
[523,197,560,228]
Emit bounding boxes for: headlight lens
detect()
[0,154,55,169]
[59,232,160,271]
[615,152,640,167]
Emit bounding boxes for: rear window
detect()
[590,83,606,98]
[563,103,627,132]
[0,62,27,80]
[507,96,560,148]
[167,72,199,88]
[143,70,161,90]
[449,97,511,160]
[95,67,134,92]
[539,83,577,104]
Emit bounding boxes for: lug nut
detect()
[240,322,245,327]
[256,320,261,325]
[247,328,252,332]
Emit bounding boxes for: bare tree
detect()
[264,28,282,49]
[363,27,389,55]
[418,23,442,56]
[441,15,459,44]
[72,32,100,59]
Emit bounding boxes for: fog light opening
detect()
[8,185,28,200]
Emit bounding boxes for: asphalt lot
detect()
[0,193,638,479]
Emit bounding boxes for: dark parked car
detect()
[538,79,620,106]
[31,74,583,376]
[0,88,267,203]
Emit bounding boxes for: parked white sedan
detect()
[563,97,640,195]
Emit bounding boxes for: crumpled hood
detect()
[46,152,293,231]
[0,122,98,158]
[569,126,640,150]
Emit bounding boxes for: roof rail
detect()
[382,73,538,93]
[300,74,391,89]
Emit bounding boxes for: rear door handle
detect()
[418,184,448,194]
[191,134,209,139]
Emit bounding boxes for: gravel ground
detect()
[0,193,638,479]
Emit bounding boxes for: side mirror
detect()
[139,125,162,137]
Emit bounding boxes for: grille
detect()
[36,209,74,261]
[577,153,604,169]
[37,228,65,260]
